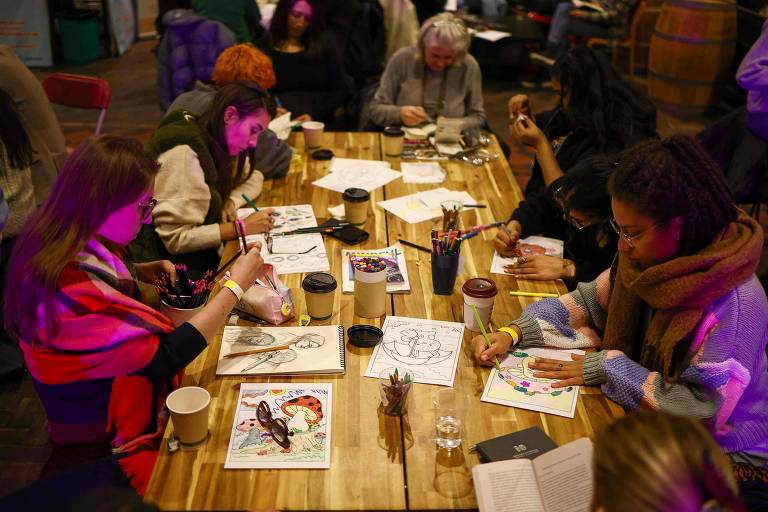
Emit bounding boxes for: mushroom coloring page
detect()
[237,204,331,275]
[226,383,332,468]
[216,325,345,376]
[364,316,465,386]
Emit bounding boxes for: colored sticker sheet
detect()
[225,382,333,469]
[480,347,583,418]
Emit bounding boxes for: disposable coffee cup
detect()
[302,121,325,149]
[353,259,387,318]
[159,297,204,328]
[302,272,337,320]
[342,187,370,226]
[462,277,498,332]
[166,386,210,445]
[383,126,405,157]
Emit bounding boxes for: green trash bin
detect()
[56,9,100,65]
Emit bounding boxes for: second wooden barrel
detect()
[648,0,737,116]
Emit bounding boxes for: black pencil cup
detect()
[431,252,460,295]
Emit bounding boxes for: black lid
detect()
[347,325,384,347]
[312,149,334,160]
[302,272,337,293]
[383,126,405,137]
[342,188,369,202]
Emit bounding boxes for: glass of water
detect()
[434,388,462,449]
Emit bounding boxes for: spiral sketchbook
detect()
[216,325,345,375]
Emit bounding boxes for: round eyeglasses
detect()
[257,401,294,449]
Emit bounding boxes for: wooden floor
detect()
[0,37,730,501]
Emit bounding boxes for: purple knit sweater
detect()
[513,270,768,461]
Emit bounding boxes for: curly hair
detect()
[266,0,327,59]
[551,47,657,151]
[212,44,276,90]
[608,135,738,256]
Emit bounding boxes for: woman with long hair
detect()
[4,135,264,495]
[509,46,657,197]
[131,81,275,279]
[476,136,768,502]
[259,0,351,125]
[494,155,618,288]
[594,411,744,512]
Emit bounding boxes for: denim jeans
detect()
[546,2,613,54]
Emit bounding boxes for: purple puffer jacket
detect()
[157,9,235,109]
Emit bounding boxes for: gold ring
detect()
[519,256,528,264]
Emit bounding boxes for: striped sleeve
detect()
[513,269,611,350]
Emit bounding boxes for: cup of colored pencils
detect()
[378,367,414,416]
[155,265,215,327]
[431,229,462,295]
[440,200,463,232]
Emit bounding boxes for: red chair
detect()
[42,73,111,135]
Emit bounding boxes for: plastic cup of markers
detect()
[431,252,460,295]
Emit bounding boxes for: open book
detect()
[571,0,605,12]
[472,437,593,512]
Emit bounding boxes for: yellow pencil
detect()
[509,291,559,298]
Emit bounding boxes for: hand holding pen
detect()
[493,221,521,257]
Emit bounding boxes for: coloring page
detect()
[364,316,464,386]
[217,325,345,376]
[238,205,330,274]
[490,237,564,275]
[312,158,402,193]
[225,383,332,469]
[480,347,583,418]
[377,188,477,224]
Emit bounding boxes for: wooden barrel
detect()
[648,0,737,116]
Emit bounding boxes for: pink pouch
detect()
[237,264,294,325]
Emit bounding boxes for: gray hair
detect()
[417,13,470,64]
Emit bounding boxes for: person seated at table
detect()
[130,81,276,279]
[494,155,617,289]
[259,0,352,126]
[367,12,486,133]
[166,44,293,180]
[594,411,745,512]
[3,135,265,495]
[510,46,657,198]
[528,0,637,66]
[474,136,768,485]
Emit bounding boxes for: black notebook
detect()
[474,426,558,463]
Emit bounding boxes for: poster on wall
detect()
[0,0,52,67]
[107,0,135,56]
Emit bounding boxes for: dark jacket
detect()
[157,9,235,109]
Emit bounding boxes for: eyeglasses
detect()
[288,10,312,21]
[265,233,317,255]
[257,401,294,449]
[139,197,157,222]
[609,218,658,249]
[554,187,592,231]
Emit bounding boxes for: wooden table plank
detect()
[380,136,625,510]
[145,132,407,511]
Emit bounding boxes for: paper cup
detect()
[166,386,210,445]
[302,272,337,320]
[342,187,370,226]
[354,266,387,318]
[159,298,204,328]
[383,126,405,157]
[302,121,325,149]
[462,278,498,332]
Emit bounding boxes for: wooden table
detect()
[145,132,624,510]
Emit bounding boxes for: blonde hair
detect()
[593,411,742,512]
[212,44,277,90]
[417,13,469,64]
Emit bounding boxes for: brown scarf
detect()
[602,212,763,382]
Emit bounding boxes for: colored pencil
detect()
[471,304,501,370]
[509,291,559,298]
